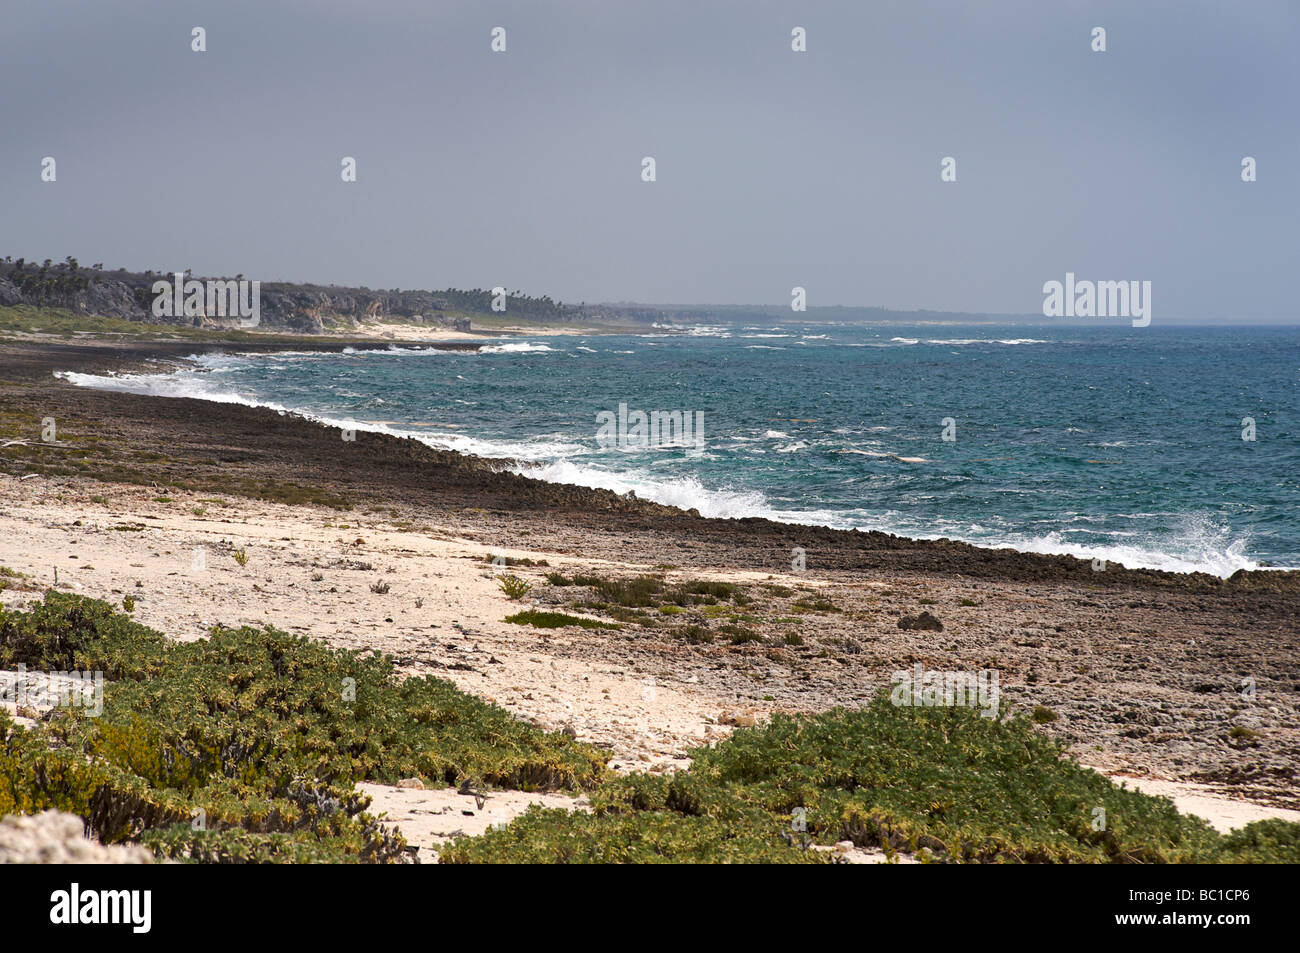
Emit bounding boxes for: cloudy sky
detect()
[3,0,1296,320]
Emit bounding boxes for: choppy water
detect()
[59,323,1300,576]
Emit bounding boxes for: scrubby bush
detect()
[0,590,167,679]
[0,592,605,862]
[497,575,532,600]
[439,805,825,864]
[1214,818,1300,863]
[5,592,1297,865]
[444,698,1300,864]
[503,609,618,630]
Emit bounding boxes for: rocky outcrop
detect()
[898,611,944,632]
[0,275,22,306]
[0,261,639,331]
[0,811,154,864]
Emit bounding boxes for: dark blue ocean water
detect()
[63,323,1300,575]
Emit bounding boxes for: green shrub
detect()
[446,697,1269,864]
[504,609,618,630]
[0,590,167,679]
[580,575,664,607]
[720,624,762,644]
[439,805,825,864]
[497,575,533,600]
[674,624,713,645]
[6,593,1297,865]
[792,596,840,613]
[1215,819,1300,863]
[0,593,605,863]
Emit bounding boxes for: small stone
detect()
[396,777,424,790]
[898,611,943,632]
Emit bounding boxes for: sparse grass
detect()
[674,624,714,645]
[369,579,390,594]
[585,575,665,608]
[486,556,549,568]
[542,573,760,630]
[1032,706,1058,724]
[497,574,533,600]
[672,580,747,605]
[233,548,248,567]
[503,609,619,631]
[720,624,762,645]
[792,596,840,614]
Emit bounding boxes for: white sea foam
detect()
[477,342,554,354]
[884,337,1049,346]
[56,359,1277,579]
[517,461,768,518]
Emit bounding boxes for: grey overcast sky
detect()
[2,0,1296,321]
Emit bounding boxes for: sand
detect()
[3,474,1296,852]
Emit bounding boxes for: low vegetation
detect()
[496,574,532,600]
[445,699,1300,864]
[503,609,618,630]
[1,588,1296,864]
[0,591,603,862]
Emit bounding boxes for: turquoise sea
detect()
[62,322,1300,576]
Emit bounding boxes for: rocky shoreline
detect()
[2,337,1298,809]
